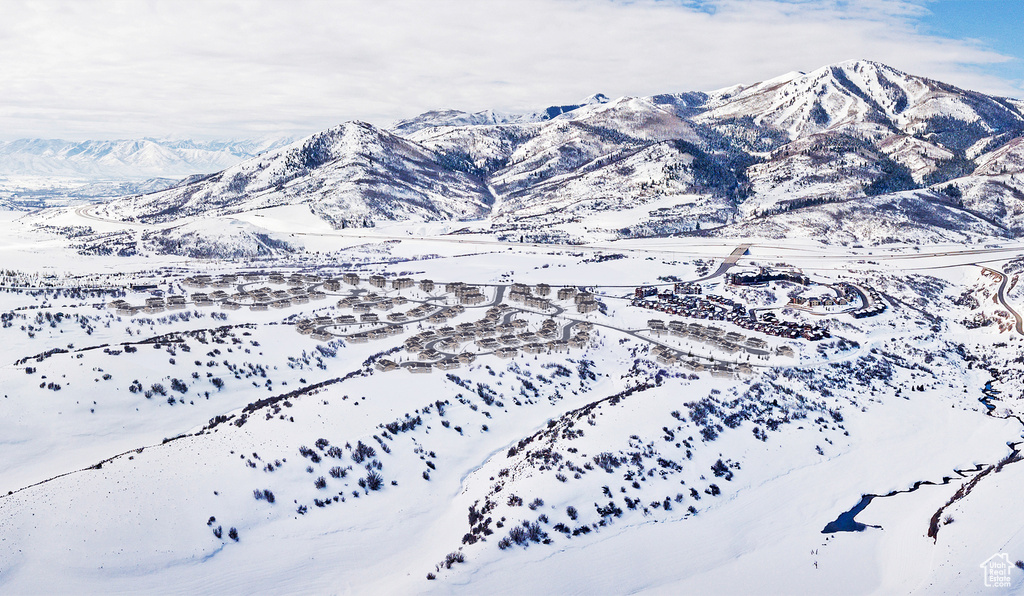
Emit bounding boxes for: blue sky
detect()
[0,0,1021,140]
[920,0,1024,82]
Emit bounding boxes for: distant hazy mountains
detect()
[0,137,295,209]
[0,137,296,180]
[97,60,1024,245]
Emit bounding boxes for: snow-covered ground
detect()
[2,206,1024,594]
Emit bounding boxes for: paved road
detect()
[694,243,752,282]
[981,266,1024,335]
[74,204,142,226]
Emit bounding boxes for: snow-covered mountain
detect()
[388,93,611,136]
[700,60,1023,146]
[95,122,493,227]
[96,60,1024,245]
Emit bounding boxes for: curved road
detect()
[981,266,1024,335]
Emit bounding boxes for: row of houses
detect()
[183,274,236,288]
[649,344,755,376]
[647,319,770,355]
[390,351,481,373]
[631,292,736,321]
[402,309,518,353]
[397,306,591,362]
[633,294,829,341]
[346,324,404,344]
[108,291,237,314]
[726,268,810,287]
[375,351,481,373]
[508,289,553,310]
[364,275,416,291]
[426,304,464,323]
[291,274,589,312]
[789,295,850,308]
[337,294,409,314]
[221,287,326,309]
[184,272,323,288]
[635,283,703,299]
[850,285,887,319]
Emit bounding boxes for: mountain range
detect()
[0,137,295,180]
[95,60,1024,245]
[0,137,297,210]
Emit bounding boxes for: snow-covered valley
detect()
[3,201,1024,594]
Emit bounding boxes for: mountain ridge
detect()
[93,59,1024,245]
[0,136,296,180]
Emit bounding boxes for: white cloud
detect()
[0,0,1018,140]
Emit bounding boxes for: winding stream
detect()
[823,381,1020,534]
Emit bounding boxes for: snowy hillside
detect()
[90,60,1024,247]
[700,60,1024,147]
[3,207,1024,593]
[94,122,494,227]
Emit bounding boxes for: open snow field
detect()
[3,207,1024,594]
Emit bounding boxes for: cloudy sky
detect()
[1,0,1021,140]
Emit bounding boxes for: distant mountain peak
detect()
[579,93,610,105]
[0,136,296,181]
[389,93,614,136]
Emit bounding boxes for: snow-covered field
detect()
[3,205,1024,595]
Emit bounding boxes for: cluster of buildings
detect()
[113,271,344,314]
[222,286,326,310]
[788,282,858,310]
[108,294,201,314]
[788,294,850,308]
[632,287,829,341]
[787,282,885,319]
[183,271,323,288]
[181,271,607,320]
[508,283,554,310]
[635,284,702,299]
[387,306,593,370]
[182,274,236,288]
[505,284,597,313]
[445,282,487,305]
[726,268,810,287]
[649,344,754,377]
[121,269,612,369]
[631,291,744,321]
[646,319,773,355]
[849,285,887,319]
[337,293,410,313]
